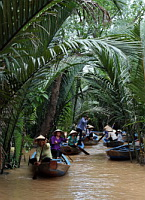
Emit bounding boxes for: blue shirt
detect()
[77,117,88,131]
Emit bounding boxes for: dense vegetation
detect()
[0,0,145,169]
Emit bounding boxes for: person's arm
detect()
[45,143,52,159]
[51,136,56,144]
[106,132,110,139]
[67,136,70,141]
[82,117,87,123]
[75,137,78,145]
[35,148,41,162]
[45,143,51,148]
[61,137,67,142]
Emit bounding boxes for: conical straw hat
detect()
[104,125,113,132]
[87,125,94,129]
[35,135,45,140]
[69,130,77,135]
[53,129,64,135]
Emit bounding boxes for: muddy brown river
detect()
[0,143,145,200]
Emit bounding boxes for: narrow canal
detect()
[0,143,145,200]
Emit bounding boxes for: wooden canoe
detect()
[103,138,124,147]
[83,136,99,146]
[122,135,133,142]
[31,153,70,177]
[60,143,84,155]
[106,145,140,160]
[61,146,81,155]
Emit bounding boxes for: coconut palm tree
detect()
[2,0,143,170]
[0,0,122,170]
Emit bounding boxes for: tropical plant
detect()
[1,0,144,170]
[0,0,117,170]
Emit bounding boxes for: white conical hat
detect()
[87,125,94,129]
[104,125,113,132]
[53,129,64,135]
[69,130,77,135]
[54,129,63,132]
[117,129,122,132]
[35,135,45,140]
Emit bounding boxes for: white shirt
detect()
[117,133,123,141]
[108,131,118,140]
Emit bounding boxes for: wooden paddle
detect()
[77,146,90,155]
[66,154,73,162]
[97,134,105,144]
[33,140,45,180]
[67,143,90,155]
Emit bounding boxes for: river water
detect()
[0,143,145,200]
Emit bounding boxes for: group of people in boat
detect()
[30,129,68,166]
[31,116,127,166]
[30,115,93,166]
[103,125,123,142]
[30,129,81,166]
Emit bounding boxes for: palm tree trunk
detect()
[40,75,62,136]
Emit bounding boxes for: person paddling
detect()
[68,130,78,147]
[77,116,89,144]
[50,129,67,159]
[29,135,52,166]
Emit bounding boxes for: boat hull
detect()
[32,161,70,177]
[60,146,81,155]
[122,135,133,142]
[103,140,124,147]
[106,150,136,160]
[31,153,70,178]
[84,137,99,146]
[106,145,139,160]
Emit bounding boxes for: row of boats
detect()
[31,133,139,179]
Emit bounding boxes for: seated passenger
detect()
[50,129,67,159]
[29,135,52,165]
[107,130,118,141]
[104,125,118,141]
[68,130,78,147]
[86,125,94,140]
[116,129,123,141]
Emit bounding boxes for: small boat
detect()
[60,143,84,155]
[31,152,70,177]
[103,138,124,147]
[84,136,99,146]
[122,134,133,142]
[106,144,140,160]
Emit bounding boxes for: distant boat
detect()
[31,152,70,177]
[106,144,140,160]
[83,136,99,146]
[103,138,124,147]
[122,134,133,142]
[60,143,84,155]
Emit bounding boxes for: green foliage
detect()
[23,135,33,152]
[1,0,145,168]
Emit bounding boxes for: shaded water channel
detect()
[0,143,145,200]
